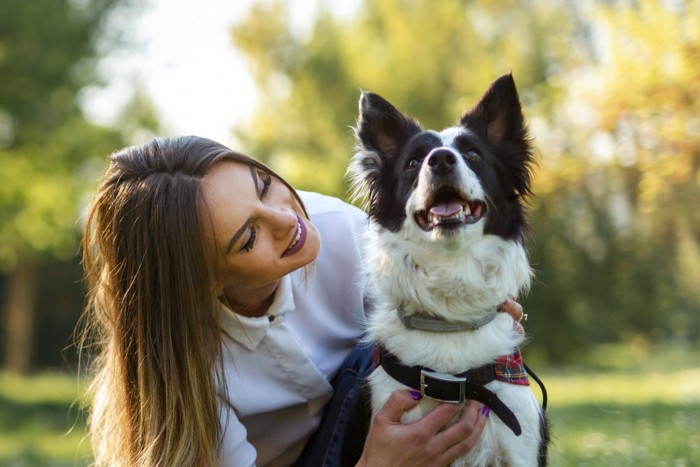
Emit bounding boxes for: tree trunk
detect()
[4,260,36,373]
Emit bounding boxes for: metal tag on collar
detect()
[420,369,467,404]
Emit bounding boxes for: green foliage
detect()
[523,0,700,361]
[233,0,700,363]
[0,0,155,373]
[233,0,574,197]
[0,0,127,270]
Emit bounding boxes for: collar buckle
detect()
[420,369,467,404]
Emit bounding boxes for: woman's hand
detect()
[499,298,525,335]
[356,391,488,467]
[356,300,524,466]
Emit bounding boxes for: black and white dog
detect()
[349,74,549,466]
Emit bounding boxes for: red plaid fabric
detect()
[495,351,530,386]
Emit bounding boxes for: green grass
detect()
[0,373,90,467]
[0,372,92,466]
[543,368,700,466]
[549,402,699,466]
[538,343,700,466]
[0,344,698,466]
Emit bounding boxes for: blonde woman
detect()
[80,136,523,466]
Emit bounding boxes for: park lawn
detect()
[0,345,698,466]
[538,343,700,465]
[543,367,700,466]
[0,372,92,466]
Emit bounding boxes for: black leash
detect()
[523,363,548,411]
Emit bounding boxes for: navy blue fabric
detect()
[291,341,374,467]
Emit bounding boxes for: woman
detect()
[80,135,521,466]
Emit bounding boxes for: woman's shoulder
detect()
[296,191,368,268]
[298,191,367,227]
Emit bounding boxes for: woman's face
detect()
[201,160,320,308]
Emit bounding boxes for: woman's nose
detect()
[263,206,297,238]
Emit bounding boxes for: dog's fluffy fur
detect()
[349,74,549,466]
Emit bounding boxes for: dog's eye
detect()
[407,159,420,169]
[464,150,480,161]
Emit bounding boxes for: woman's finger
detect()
[409,401,462,435]
[375,390,423,424]
[438,402,489,462]
[433,400,482,445]
[499,298,525,322]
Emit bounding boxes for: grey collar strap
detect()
[397,307,499,332]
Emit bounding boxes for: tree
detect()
[527,0,700,353]
[0,0,134,372]
[232,0,700,363]
[232,0,571,196]
[232,0,582,362]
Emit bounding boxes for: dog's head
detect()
[350,74,535,244]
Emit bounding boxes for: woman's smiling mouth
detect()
[282,215,307,257]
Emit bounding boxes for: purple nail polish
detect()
[410,390,423,400]
[482,406,491,417]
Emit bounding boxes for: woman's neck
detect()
[221,280,280,318]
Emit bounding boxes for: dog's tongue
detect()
[429,201,463,217]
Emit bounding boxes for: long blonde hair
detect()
[78,136,303,466]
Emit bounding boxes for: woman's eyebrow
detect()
[225,166,258,255]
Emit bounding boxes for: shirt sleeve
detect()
[218,405,257,467]
[271,192,367,377]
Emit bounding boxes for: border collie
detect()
[349,74,549,466]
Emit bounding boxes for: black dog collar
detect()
[376,345,522,436]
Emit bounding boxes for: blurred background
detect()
[0,0,698,464]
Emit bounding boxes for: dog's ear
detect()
[460,74,526,145]
[349,92,421,216]
[461,74,534,199]
[356,92,421,159]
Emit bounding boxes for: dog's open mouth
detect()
[414,187,485,231]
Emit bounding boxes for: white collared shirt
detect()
[217,191,368,467]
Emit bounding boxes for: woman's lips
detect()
[282,215,307,257]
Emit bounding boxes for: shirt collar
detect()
[220,275,295,351]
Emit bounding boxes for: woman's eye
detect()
[464,150,480,161]
[407,159,420,169]
[240,226,257,252]
[260,173,272,198]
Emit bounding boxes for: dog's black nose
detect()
[426,149,457,175]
